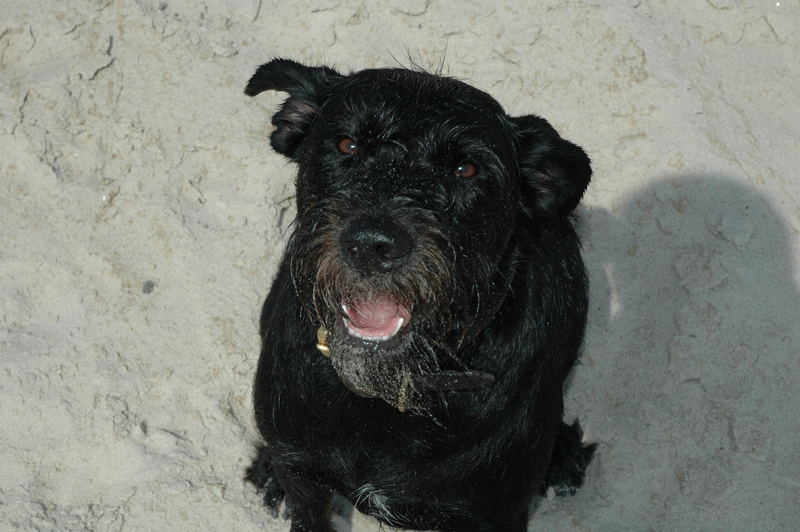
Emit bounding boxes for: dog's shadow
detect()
[539,174,800,525]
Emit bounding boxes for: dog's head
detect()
[247,59,591,413]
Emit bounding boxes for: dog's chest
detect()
[352,482,404,525]
[316,433,447,523]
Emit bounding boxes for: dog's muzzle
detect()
[301,209,495,414]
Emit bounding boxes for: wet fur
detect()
[244,59,596,531]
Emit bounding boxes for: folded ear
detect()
[511,115,591,218]
[245,58,342,158]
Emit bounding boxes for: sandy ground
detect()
[2,1,799,530]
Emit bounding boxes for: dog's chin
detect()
[326,299,438,410]
[329,307,413,398]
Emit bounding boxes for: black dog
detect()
[244,58,595,531]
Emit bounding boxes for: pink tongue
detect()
[344,299,410,338]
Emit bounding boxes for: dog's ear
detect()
[511,115,591,218]
[245,58,342,158]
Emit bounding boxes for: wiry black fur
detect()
[244,58,595,531]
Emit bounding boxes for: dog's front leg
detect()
[272,462,334,532]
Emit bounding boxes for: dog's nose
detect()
[339,217,412,273]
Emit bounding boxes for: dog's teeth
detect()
[392,317,405,337]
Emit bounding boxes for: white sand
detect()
[2,1,799,530]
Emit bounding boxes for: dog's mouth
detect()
[341,298,411,342]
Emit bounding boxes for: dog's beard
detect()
[288,200,462,414]
[328,333,441,414]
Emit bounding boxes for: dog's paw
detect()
[245,445,286,517]
[542,420,597,497]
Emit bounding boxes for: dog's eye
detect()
[454,162,477,178]
[337,138,358,155]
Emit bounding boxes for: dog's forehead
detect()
[330,68,506,126]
